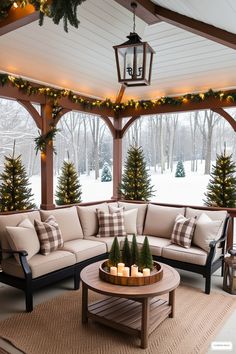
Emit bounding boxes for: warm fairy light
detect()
[182,97,188,103]
[13,2,18,8]
[41,152,46,160]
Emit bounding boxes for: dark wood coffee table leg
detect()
[169,289,175,318]
[141,297,150,349]
[82,282,88,324]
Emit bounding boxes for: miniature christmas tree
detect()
[175,161,185,177]
[0,150,35,212]
[108,236,121,267]
[139,236,153,270]
[55,160,82,205]
[119,145,155,201]
[122,236,131,267]
[101,162,112,182]
[204,150,236,207]
[130,234,140,266]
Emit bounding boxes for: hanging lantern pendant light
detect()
[113,2,155,87]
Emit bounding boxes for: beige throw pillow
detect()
[6,218,40,264]
[77,203,109,236]
[118,202,147,234]
[193,213,223,251]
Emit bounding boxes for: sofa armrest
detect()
[0,248,32,278]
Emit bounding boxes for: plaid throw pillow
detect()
[34,215,63,255]
[97,210,126,237]
[171,214,196,248]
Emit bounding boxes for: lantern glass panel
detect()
[117,44,144,81]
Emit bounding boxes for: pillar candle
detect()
[137,272,143,277]
[131,264,139,277]
[110,266,117,276]
[117,263,125,274]
[143,268,150,276]
[122,267,130,277]
[117,272,123,276]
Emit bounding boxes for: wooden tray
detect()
[99,260,163,286]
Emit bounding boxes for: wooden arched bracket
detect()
[17,99,42,129]
[211,108,236,132]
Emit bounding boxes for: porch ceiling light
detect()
[113,2,155,87]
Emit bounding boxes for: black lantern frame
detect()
[223,249,236,295]
[113,3,155,87]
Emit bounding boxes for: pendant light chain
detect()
[131,2,137,33]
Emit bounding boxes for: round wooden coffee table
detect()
[80,261,180,349]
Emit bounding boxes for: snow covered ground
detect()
[30,160,209,207]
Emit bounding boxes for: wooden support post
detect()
[112,116,122,200]
[40,102,55,210]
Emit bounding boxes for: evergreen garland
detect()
[55,160,82,205]
[108,236,121,267]
[204,151,236,207]
[175,161,185,177]
[122,236,131,267]
[0,153,35,211]
[119,145,155,201]
[139,236,153,270]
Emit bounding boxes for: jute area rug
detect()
[0,285,235,354]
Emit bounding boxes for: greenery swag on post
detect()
[0,146,35,211]
[204,150,236,207]
[34,126,59,155]
[55,160,82,205]
[119,145,155,201]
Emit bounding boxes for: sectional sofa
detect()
[0,201,229,312]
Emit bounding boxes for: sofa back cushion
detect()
[40,206,83,242]
[118,202,147,234]
[0,210,41,259]
[6,218,40,263]
[109,205,138,235]
[143,204,185,238]
[77,203,109,237]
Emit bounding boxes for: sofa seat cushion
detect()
[84,236,126,252]
[162,244,208,265]
[121,235,171,257]
[0,211,41,259]
[62,239,106,262]
[1,250,76,279]
[118,202,147,234]
[144,204,185,238]
[77,203,109,237]
[40,206,83,242]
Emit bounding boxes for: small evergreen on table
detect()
[130,234,140,266]
[108,236,121,267]
[122,236,131,267]
[139,236,153,270]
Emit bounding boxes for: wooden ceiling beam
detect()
[113,0,160,25]
[0,4,39,36]
[154,5,236,50]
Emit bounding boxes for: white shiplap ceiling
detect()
[1,0,236,101]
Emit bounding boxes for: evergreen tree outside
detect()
[101,162,112,182]
[0,154,35,212]
[204,151,236,207]
[130,234,140,267]
[55,160,82,205]
[122,236,131,267]
[139,236,153,270]
[175,161,185,177]
[108,236,121,267]
[119,145,155,201]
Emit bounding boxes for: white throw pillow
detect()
[6,218,40,264]
[77,203,109,236]
[193,213,223,251]
[118,202,147,234]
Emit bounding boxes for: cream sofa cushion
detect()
[109,205,138,235]
[118,202,147,234]
[144,204,185,238]
[77,203,109,236]
[1,250,76,279]
[84,235,126,252]
[120,234,171,257]
[162,244,208,265]
[0,211,41,259]
[62,239,106,262]
[193,213,223,251]
[6,218,40,263]
[40,206,83,242]
[186,207,227,242]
